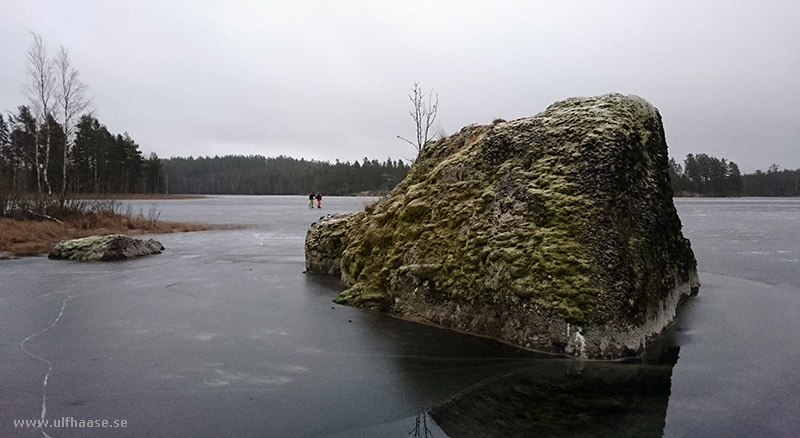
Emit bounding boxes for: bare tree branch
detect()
[397,82,438,156]
[55,45,90,195]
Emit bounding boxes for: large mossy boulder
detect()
[49,234,164,261]
[305,93,699,358]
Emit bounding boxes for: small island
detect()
[305,93,700,359]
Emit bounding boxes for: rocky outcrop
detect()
[304,214,351,274]
[49,234,164,261]
[305,93,699,358]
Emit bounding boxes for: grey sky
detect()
[1,0,798,172]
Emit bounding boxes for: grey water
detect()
[0,196,798,437]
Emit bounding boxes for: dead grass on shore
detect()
[0,214,238,258]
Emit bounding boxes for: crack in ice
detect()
[16,274,99,438]
[18,293,68,438]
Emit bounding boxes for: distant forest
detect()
[669,153,800,197]
[0,108,408,197]
[0,98,396,196]
[162,155,410,196]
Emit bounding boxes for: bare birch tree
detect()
[25,32,56,194]
[397,82,438,156]
[55,45,89,194]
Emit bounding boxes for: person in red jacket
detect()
[315,193,322,208]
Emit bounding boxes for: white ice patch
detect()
[574,330,586,357]
[277,365,308,373]
[204,379,232,387]
[203,366,293,388]
[249,376,293,385]
[565,323,587,358]
[247,328,289,340]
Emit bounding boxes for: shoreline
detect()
[77,193,386,198]
[71,193,207,200]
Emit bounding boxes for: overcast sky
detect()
[2,0,798,172]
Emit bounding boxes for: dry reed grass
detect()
[0,213,236,258]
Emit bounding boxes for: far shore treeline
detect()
[669,154,800,197]
[162,155,411,196]
[0,105,411,196]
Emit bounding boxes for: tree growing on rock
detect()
[397,82,438,156]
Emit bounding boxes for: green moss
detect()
[399,198,431,222]
[334,284,392,311]
[398,263,441,281]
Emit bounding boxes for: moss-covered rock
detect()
[305,93,699,358]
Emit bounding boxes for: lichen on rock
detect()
[305,93,699,358]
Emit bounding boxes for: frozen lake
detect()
[1,196,798,437]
